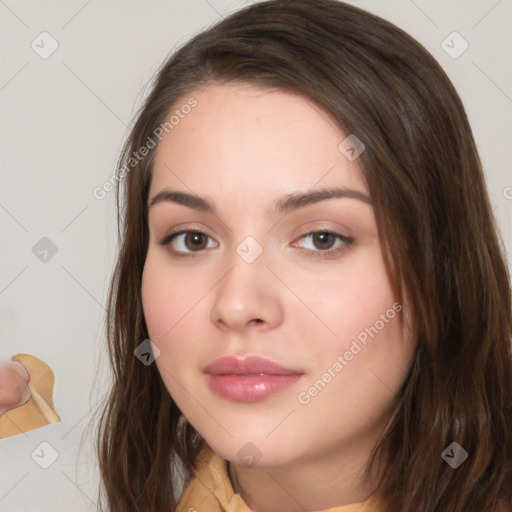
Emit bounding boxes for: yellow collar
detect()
[176,443,382,512]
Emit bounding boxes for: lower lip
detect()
[206,374,304,402]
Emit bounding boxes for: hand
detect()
[0,360,31,415]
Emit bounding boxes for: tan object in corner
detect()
[0,354,61,439]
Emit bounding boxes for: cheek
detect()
[141,251,215,392]
[141,255,201,401]
[297,248,412,394]
[295,312,412,442]
[141,251,204,340]
[299,247,397,347]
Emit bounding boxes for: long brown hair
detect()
[93,1,512,510]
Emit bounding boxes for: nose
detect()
[210,249,284,334]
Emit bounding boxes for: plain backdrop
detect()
[1,1,511,510]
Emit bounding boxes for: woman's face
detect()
[142,82,416,468]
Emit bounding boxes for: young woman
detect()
[94,1,512,511]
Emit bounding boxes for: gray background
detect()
[1,1,511,510]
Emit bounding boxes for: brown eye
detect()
[182,232,208,251]
[160,230,217,256]
[311,232,337,250]
[293,230,354,259]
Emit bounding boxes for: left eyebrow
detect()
[148,186,372,215]
[273,187,372,214]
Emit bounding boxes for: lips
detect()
[203,355,303,376]
[203,355,306,402]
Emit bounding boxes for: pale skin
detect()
[142,82,417,511]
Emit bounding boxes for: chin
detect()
[206,436,298,469]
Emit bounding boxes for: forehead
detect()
[150,82,368,201]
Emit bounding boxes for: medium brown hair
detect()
[93,1,512,510]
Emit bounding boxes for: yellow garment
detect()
[176,443,381,512]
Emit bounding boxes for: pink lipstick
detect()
[203,355,305,402]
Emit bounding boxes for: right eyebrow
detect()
[149,190,215,213]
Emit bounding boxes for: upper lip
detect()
[203,355,304,376]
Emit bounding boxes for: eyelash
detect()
[158,228,354,260]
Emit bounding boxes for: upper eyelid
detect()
[291,231,352,250]
[162,226,347,238]
[159,218,352,238]
[160,228,215,246]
